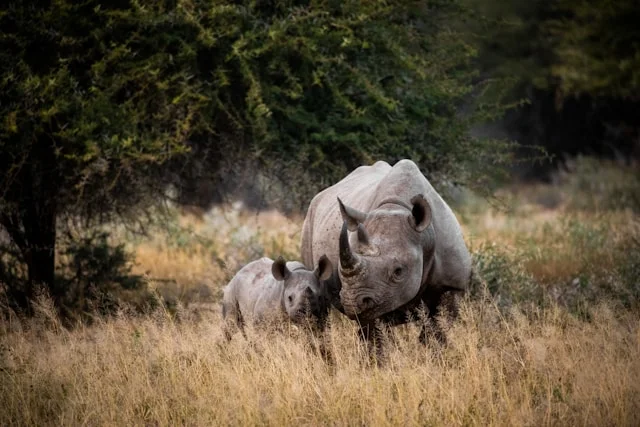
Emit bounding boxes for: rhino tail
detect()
[221,300,228,318]
[222,295,246,340]
[235,301,246,339]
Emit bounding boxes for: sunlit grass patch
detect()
[120,204,303,307]
[1,296,638,426]
[5,157,635,425]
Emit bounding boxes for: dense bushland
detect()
[0,0,514,315]
[465,0,640,175]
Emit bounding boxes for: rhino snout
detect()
[291,306,310,322]
[287,291,323,323]
[341,291,377,318]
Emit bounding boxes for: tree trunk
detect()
[25,135,60,312]
[1,136,60,315]
[0,207,57,315]
[23,202,58,309]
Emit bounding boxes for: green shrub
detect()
[56,231,155,319]
[470,242,543,309]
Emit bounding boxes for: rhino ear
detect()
[271,256,290,281]
[410,194,432,232]
[315,254,333,281]
[338,197,367,231]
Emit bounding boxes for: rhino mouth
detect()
[290,311,312,325]
[344,307,379,322]
[341,294,379,321]
[289,300,326,324]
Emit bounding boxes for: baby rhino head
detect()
[271,255,333,325]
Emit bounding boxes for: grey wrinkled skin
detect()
[221,256,333,341]
[301,159,471,358]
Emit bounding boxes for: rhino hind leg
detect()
[221,299,247,341]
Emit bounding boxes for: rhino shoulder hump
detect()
[393,159,420,170]
[286,261,307,272]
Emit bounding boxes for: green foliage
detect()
[184,0,515,202]
[548,0,640,99]
[56,231,153,318]
[0,0,514,315]
[461,0,551,95]
[560,157,640,212]
[0,0,205,219]
[0,0,212,313]
[511,156,640,212]
[0,0,514,210]
[465,156,640,313]
[464,0,640,101]
[471,212,640,314]
[461,0,639,178]
[470,242,543,309]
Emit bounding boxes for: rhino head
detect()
[271,255,333,324]
[337,195,433,321]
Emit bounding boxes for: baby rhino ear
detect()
[271,256,290,281]
[314,254,333,281]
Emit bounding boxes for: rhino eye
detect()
[288,295,293,303]
[392,267,404,280]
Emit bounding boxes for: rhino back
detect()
[372,160,471,291]
[301,159,470,293]
[226,258,285,323]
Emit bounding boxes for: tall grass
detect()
[1,295,638,426]
[1,157,639,426]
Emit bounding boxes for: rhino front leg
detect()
[358,320,388,366]
[318,318,336,367]
[418,289,462,346]
[303,317,335,367]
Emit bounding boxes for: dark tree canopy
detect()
[548,0,640,100]
[0,1,210,311]
[464,0,640,177]
[0,0,512,314]
[168,0,513,209]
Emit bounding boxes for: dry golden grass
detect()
[124,205,304,303]
[1,294,638,426]
[130,187,638,299]
[462,206,638,285]
[2,159,639,426]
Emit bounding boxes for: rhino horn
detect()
[357,223,370,246]
[338,197,367,231]
[339,221,363,272]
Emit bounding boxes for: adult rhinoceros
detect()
[301,159,471,350]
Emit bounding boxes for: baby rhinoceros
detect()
[222,255,333,340]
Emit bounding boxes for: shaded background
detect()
[0,0,638,317]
